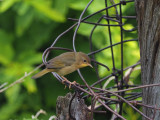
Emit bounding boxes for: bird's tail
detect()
[32,69,51,79]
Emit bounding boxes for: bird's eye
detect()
[83,59,87,62]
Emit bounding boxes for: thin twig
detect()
[0,64,44,93]
[32,109,46,119]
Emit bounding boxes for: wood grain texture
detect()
[135,0,160,119]
[56,93,90,120]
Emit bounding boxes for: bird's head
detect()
[75,52,93,68]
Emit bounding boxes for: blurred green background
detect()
[0,0,140,120]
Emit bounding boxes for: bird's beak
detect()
[88,63,93,68]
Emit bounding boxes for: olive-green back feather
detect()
[46,52,76,69]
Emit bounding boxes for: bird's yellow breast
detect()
[57,65,77,76]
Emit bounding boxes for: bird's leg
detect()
[61,76,68,89]
[61,76,69,84]
[61,76,78,89]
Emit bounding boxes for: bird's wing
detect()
[46,52,76,69]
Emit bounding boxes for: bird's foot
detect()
[69,81,77,89]
[61,76,70,84]
[61,76,78,89]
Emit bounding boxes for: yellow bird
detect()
[32,52,92,79]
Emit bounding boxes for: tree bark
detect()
[56,92,90,120]
[135,0,160,119]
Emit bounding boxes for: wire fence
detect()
[41,0,160,120]
[0,0,158,120]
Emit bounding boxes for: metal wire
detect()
[41,0,160,120]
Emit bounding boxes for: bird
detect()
[32,52,92,79]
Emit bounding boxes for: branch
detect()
[32,109,46,119]
[0,64,44,93]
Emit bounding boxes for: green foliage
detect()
[0,0,140,120]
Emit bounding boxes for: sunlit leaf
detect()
[69,1,89,10]
[23,77,37,93]
[54,0,69,15]
[0,0,19,13]
[27,0,65,22]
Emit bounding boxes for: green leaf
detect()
[0,95,24,120]
[17,51,42,65]
[0,0,19,13]
[16,2,30,15]
[23,118,38,120]
[69,0,90,10]
[77,23,95,36]
[16,9,34,36]
[27,0,65,22]
[5,84,21,103]
[23,77,37,93]
[0,30,14,65]
[3,62,32,82]
[54,0,69,15]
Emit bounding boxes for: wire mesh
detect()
[41,0,158,120]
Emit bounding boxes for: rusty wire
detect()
[42,0,160,120]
